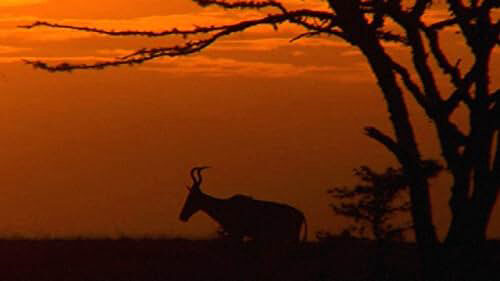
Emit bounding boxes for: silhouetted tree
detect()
[329,163,428,281]
[329,161,443,281]
[329,160,443,240]
[331,167,405,242]
[21,0,499,278]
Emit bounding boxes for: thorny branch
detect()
[19,21,232,38]
[18,1,500,141]
[192,0,287,13]
[19,0,412,72]
[364,126,404,161]
[21,7,338,72]
[389,59,430,113]
[21,9,336,72]
[421,25,462,87]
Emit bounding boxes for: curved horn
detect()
[196,166,210,184]
[190,166,211,184]
[190,167,199,184]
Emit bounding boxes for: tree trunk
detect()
[357,39,440,279]
[444,45,498,278]
[444,177,497,280]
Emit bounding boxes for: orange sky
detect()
[0,0,499,239]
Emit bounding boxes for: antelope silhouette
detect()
[179,167,307,243]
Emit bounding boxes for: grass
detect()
[0,237,498,281]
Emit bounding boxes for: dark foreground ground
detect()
[0,238,498,281]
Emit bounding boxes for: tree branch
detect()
[493,128,500,186]
[24,37,217,71]
[490,89,500,105]
[428,17,461,30]
[491,91,500,130]
[411,0,432,18]
[404,26,443,107]
[389,59,431,114]
[22,9,337,72]
[376,30,408,45]
[446,0,480,51]
[21,0,415,72]
[428,5,496,31]
[442,63,479,114]
[193,0,287,13]
[289,31,321,42]
[364,126,404,161]
[444,87,472,115]
[19,21,230,38]
[421,25,462,87]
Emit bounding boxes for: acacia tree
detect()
[329,161,442,281]
[21,0,499,278]
[329,162,442,242]
[329,160,442,241]
[330,166,414,241]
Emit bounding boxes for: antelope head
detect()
[179,166,210,222]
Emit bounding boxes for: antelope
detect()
[179,167,307,244]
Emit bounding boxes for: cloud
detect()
[292,50,305,56]
[280,0,329,10]
[0,28,95,43]
[95,49,132,56]
[0,45,31,54]
[139,55,374,82]
[340,50,362,57]
[0,55,109,64]
[422,9,452,25]
[0,0,44,7]
[0,48,374,83]
[0,52,374,82]
[211,37,352,52]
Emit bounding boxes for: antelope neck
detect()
[198,192,226,222]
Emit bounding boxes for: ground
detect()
[0,237,498,281]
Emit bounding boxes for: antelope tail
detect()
[301,216,308,243]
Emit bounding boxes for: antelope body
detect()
[179,167,307,243]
